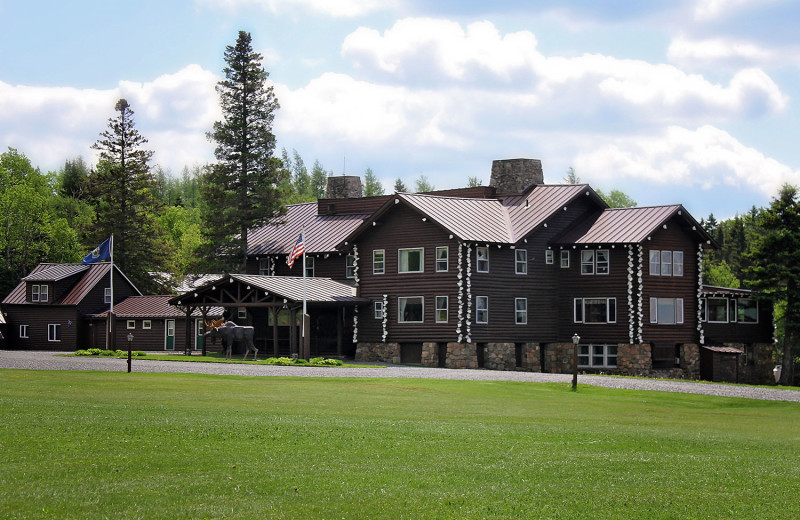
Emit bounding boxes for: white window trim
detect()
[143,320,152,330]
[398,296,424,323]
[515,249,527,275]
[238,307,247,320]
[578,344,618,368]
[435,246,449,272]
[345,254,356,279]
[373,249,385,275]
[47,323,61,342]
[127,320,136,329]
[104,287,112,304]
[706,297,729,323]
[305,256,315,278]
[476,295,489,324]
[545,250,554,264]
[560,250,570,268]
[580,250,595,275]
[258,258,270,275]
[19,324,29,338]
[515,297,527,325]
[476,247,490,273]
[398,248,424,274]
[574,297,617,324]
[374,301,384,319]
[435,295,448,323]
[650,250,684,277]
[738,298,759,324]
[650,297,684,324]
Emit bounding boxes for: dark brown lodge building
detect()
[167,159,774,384]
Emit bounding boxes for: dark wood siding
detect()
[703,299,773,344]
[245,254,350,281]
[4,305,81,351]
[76,270,139,316]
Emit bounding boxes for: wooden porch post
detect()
[272,307,279,357]
[337,306,344,357]
[183,306,193,356]
[289,308,298,356]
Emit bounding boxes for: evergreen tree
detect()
[394,178,407,193]
[745,184,800,385]
[310,160,328,199]
[89,98,172,293]
[467,176,483,187]
[203,30,286,271]
[564,166,581,184]
[414,175,434,193]
[59,156,89,199]
[363,167,384,197]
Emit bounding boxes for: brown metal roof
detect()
[23,263,89,282]
[398,193,513,242]
[502,184,600,241]
[702,345,744,355]
[248,202,370,256]
[701,285,757,297]
[88,295,223,319]
[554,205,713,245]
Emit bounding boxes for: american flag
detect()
[286,232,304,268]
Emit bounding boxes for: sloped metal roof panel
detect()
[557,205,683,245]
[398,193,513,243]
[23,264,89,282]
[248,203,370,256]
[502,184,593,241]
[230,275,365,303]
[88,295,223,318]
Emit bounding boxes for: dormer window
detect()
[31,284,48,303]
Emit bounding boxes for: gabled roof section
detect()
[23,263,89,282]
[247,202,370,256]
[501,184,604,241]
[88,295,223,319]
[398,193,513,242]
[554,204,715,246]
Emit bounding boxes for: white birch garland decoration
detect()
[352,306,358,343]
[697,243,705,345]
[637,244,644,343]
[381,294,388,342]
[353,244,360,286]
[627,245,635,344]
[270,256,275,276]
[466,242,472,343]
[456,242,464,343]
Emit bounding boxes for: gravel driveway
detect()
[2,350,798,402]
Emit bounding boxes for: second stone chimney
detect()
[489,158,544,194]
[325,175,363,198]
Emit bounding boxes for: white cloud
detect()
[197,0,396,17]
[341,18,788,121]
[692,0,778,21]
[0,65,220,173]
[573,125,800,198]
[668,35,774,67]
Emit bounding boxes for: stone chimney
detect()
[325,175,363,198]
[489,159,544,194]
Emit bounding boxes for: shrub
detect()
[75,349,92,356]
[99,350,116,357]
[87,348,102,356]
[134,351,146,357]
[294,358,309,365]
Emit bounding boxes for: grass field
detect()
[1,370,798,519]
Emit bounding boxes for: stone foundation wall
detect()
[446,342,478,369]
[355,342,400,364]
[421,342,439,367]
[543,343,575,374]
[520,343,541,372]
[543,342,701,379]
[725,342,774,385]
[484,343,515,371]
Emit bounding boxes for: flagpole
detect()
[110,234,114,314]
[301,227,307,334]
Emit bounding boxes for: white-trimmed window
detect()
[398,248,424,273]
[31,284,48,302]
[345,254,356,279]
[476,296,488,324]
[650,298,684,324]
[476,247,489,273]
[143,320,152,330]
[48,323,61,342]
[706,297,729,323]
[436,246,448,272]
[545,250,554,264]
[258,258,270,275]
[105,287,112,304]
[738,298,758,323]
[515,249,527,274]
[31,285,40,302]
[39,284,48,302]
[574,298,616,324]
[127,320,136,329]
[578,344,618,368]
[398,296,424,323]
[596,250,609,274]
[304,256,314,277]
[515,298,527,325]
[650,250,684,276]
[560,250,570,268]
[435,296,448,323]
[19,325,29,338]
[373,249,385,275]
[581,250,609,275]
[374,301,384,319]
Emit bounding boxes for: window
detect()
[105,288,112,304]
[476,296,488,324]
[374,301,384,319]
[581,250,609,275]
[515,298,527,325]
[706,298,729,323]
[435,296,448,323]
[346,254,356,279]
[143,320,152,330]
[31,284,48,302]
[574,298,616,324]
[373,249,385,275]
[127,320,136,329]
[476,247,489,273]
[650,250,684,276]
[578,344,618,368]
[581,250,594,274]
[48,323,61,342]
[398,296,424,323]
[738,298,758,323]
[305,256,314,277]
[650,298,684,324]
[31,285,40,302]
[258,258,270,275]
[596,250,609,274]
[515,250,527,274]
[545,250,554,264]
[238,307,247,320]
[398,248,424,273]
[436,246,448,272]
[560,250,570,268]
[19,325,29,338]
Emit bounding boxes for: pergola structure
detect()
[169,274,369,358]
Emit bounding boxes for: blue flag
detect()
[82,237,112,264]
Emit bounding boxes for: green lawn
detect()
[1,370,798,519]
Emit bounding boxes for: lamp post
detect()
[127,332,134,373]
[571,333,580,391]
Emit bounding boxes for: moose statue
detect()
[204,320,259,361]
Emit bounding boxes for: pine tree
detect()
[394,178,407,193]
[89,98,172,293]
[363,167,384,197]
[310,160,328,199]
[203,30,286,271]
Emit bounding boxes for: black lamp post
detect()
[127,332,134,373]
[571,333,580,391]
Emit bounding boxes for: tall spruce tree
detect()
[203,30,285,271]
[363,167,384,197]
[89,98,172,293]
[745,184,800,385]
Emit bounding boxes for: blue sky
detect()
[1,0,799,220]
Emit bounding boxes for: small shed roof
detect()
[702,345,744,355]
[88,295,223,319]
